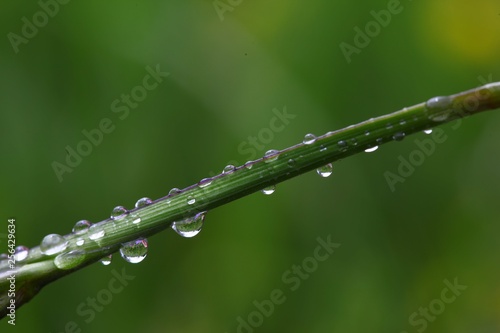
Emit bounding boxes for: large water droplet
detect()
[171,212,206,238]
[317,163,333,178]
[120,238,148,263]
[14,246,29,261]
[198,178,212,188]
[365,146,379,153]
[423,129,433,135]
[187,196,196,205]
[261,185,276,195]
[426,96,453,122]
[111,206,128,220]
[264,149,280,163]
[303,133,317,145]
[40,234,69,256]
[222,165,236,174]
[72,220,91,235]
[392,132,406,141]
[101,255,112,266]
[88,223,106,241]
[135,197,152,208]
[54,250,86,270]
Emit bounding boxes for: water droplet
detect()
[364,130,370,136]
[72,220,91,235]
[392,132,406,141]
[14,246,29,261]
[348,138,358,146]
[386,123,393,130]
[0,253,8,260]
[169,188,181,196]
[424,129,433,135]
[337,140,348,152]
[88,223,106,241]
[222,165,236,174]
[319,145,327,152]
[399,119,407,126]
[303,133,317,145]
[376,138,384,144]
[54,250,86,270]
[287,159,296,167]
[244,161,253,170]
[261,185,276,195]
[120,238,148,263]
[365,146,379,153]
[317,163,333,177]
[101,255,112,266]
[426,96,453,122]
[187,196,196,205]
[172,212,206,238]
[135,197,152,208]
[111,206,128,220]
[198,178,212,188]
[264,149,280,163]
[76,239,85,246]
[40,234,69,256]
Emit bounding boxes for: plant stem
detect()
[1,82,499,318]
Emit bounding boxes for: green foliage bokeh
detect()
[1,0,500,332]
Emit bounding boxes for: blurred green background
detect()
[1,0,500,332]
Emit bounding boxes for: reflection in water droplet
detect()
[222,165,236,174]
[303,133,317,145]
[14,246,29,261]
[101,255,112,266]
[172,212,206,238]
[120,238,148,263]
[88,223,106,241]
[392,132,406,141]
[365,146,379,153]
[72,220,92,235]
[55,250,86,270]
[187,196,196,205]
[40,234,69,256]
[111,206,128,220]
[198,178,212,188]
[135,197,152,208]
[317,163,333,178]
[264,149,280,163]
[131,214,141,225]
[261,185,276,195]
[424,129,433,135]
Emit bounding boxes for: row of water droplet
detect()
[1,126,434,270]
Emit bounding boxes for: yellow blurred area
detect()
[421,0,500,64]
